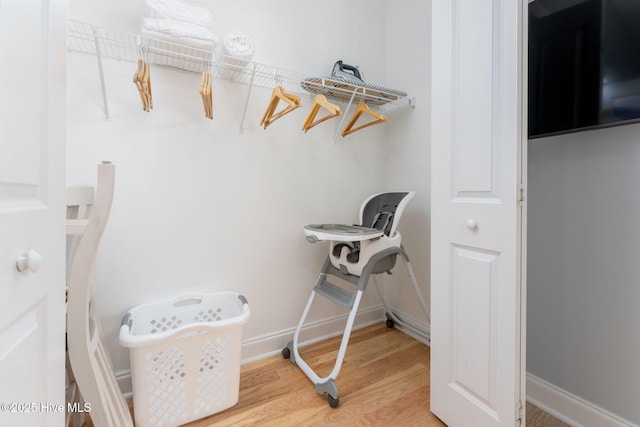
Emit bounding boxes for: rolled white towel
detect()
[145,0,213,27]
[223,31,254,57]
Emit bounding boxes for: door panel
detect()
[0,0,44,189]
[431,0,525,426]
[0,302,47,425]
[454,0,494,194]
[451,245,499,411]
[0,0,66,425]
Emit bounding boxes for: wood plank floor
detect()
[185,323,442,426]
[526,402,571,427]
[83,323,570,426]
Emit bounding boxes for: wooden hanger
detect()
[206,72,212,119]
[200,71,213,119]
[260,86,301,129]
[133,59,146,111]
[301,94,341,133]
[341,102,386,137]
[142,60,153,111]
[133,58,153,112]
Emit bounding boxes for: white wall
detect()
[67,0,431,377]
[382,0,431,328]
[528,122,640,425]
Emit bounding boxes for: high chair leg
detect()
[373,258,431,345]
[283,284,364,408]
[373,256,431,343]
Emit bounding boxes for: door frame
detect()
[518,0,529,422]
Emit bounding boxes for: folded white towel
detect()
[145,0,213,27]
[142,28,218,51]
[143,17,215,42]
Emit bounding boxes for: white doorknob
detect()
[466,220,478,230]
[16,250,43,273]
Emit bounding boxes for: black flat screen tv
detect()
[528,0,640,138]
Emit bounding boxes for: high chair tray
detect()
[304,224,383,242]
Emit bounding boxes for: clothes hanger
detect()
[205,71,212,119]
[262,86,301,127]
[301,94,341,133]
[199,72,207,118]
[133,46,153,112]
[141,59,153,111]
[341,102,386,137]
[199,70,213,119]
[260,86,302,129]
[133,58,148,111]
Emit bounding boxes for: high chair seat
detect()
[305,192,414,276]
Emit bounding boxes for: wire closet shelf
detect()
[67,20,415,112]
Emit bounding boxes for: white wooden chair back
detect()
[65,185,94,280]
[65,162,133,427]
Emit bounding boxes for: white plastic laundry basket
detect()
[119,292,250,427]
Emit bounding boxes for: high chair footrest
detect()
[314,280,355,308]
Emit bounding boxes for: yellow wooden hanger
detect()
[199,71,213,119]
[133,59,147,111]
[199,72,207,118]
[341,102,386,137]
[142,60,153,111]
[301,94,341,133]
[260,86,302,129]
[206,72,212,119]
[203,72,209,119]
[133,58,153,112]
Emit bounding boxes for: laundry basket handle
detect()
[121,312,131,327]
[119,295,251,348]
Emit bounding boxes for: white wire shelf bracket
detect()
[67,20,415,125]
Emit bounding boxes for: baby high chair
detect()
[282,191,430,408]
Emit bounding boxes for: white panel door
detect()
[430,0,526,426]
[0,0,66,426]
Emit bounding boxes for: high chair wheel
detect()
[328,395,339,408]
[386,317,395,328]
[281,347,291,359]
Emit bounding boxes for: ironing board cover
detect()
[300,77,407,106]
[304,224,383,242]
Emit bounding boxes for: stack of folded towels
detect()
[142,0,218,50]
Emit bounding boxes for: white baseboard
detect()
[116,371,133,398]
[527,373,637,427]
[116,305,385,398]
[384,307,431,346]
[240,304,385,364]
